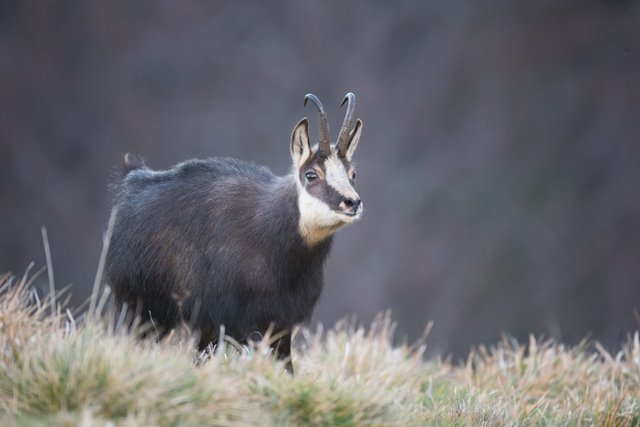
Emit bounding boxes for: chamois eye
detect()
[351,171,357,180]
[305,171,317,181]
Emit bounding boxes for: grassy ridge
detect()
[0,272,639,426]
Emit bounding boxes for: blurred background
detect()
[1,1,639,357]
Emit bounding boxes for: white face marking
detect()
[324,154,359,202]
[295,177,344,245]
[294,152,363,246]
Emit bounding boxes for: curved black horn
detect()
[337,93,356,156]
[304,93,331,157]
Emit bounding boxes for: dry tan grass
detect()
[0,272,638,426]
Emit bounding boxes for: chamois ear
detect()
[290,118,312,168]
[344,119,363,161]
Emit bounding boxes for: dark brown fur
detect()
[106,157,333,372]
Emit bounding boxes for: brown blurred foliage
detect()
[1,1,639,356]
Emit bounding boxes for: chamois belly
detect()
[192,252,325,343]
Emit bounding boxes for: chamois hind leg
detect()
[270,330,293,374]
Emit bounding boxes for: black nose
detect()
[343,198,361,211]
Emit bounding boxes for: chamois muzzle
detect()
[340,197,362,216]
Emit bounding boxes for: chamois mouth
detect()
[335,206,363,220]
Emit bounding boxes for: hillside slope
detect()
[0,273,638,426]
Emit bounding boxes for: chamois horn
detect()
[337,93,356,157]
[304,93,331,157]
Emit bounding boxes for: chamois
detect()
[105,93,364,372]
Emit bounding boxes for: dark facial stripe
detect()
[298,149,358,211]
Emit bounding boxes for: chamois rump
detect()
[105,93,364,371]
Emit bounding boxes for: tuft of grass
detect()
[1,272,639,426]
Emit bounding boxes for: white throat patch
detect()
[296,177,346,245]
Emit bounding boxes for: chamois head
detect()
[291,93,364,245]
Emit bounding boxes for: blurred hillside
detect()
[1,1,639,357]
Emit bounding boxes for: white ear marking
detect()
[290,118,312,168]
[345,119,363,161]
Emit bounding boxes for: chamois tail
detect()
[122,153,145,176]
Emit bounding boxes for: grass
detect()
[0,272,639,426]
